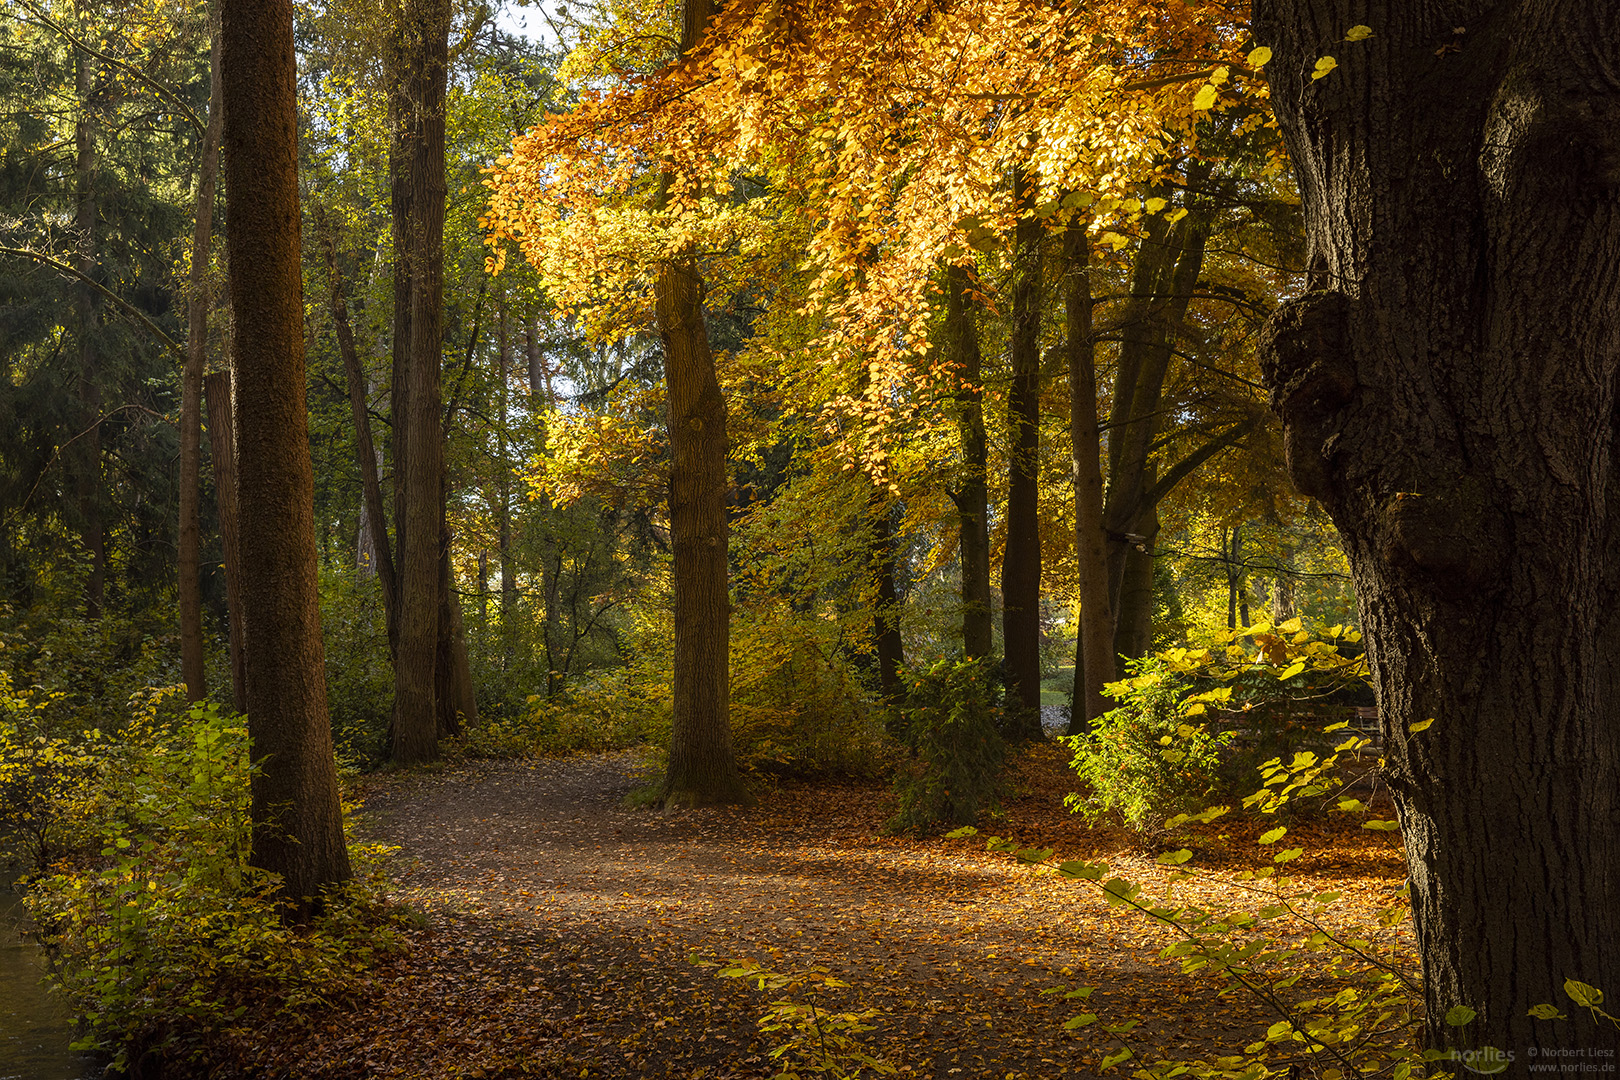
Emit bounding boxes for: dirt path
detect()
[210,749,1407,1079]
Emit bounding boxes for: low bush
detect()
[884,657,1006,834]
[17,697,407,1073]
[1066,658,1233,833]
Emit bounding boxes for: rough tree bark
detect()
[220,0,351,917]
[1064,225,1115,734]
[1001,165,1045,737]
[944,264,994,661]
[179,7,222,702]
[1102,187,1209,652]
[388,0,451,764]
[655,0,748,809]
[1254,0,1620,1055]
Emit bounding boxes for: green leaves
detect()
[1155,848,1194,866]
[1064,1013,1098,1029]
[1258,826,1288,845]
[1444,1005,1476,1026]
[1528,1003,1567,1020]
[1362,820,1401,832]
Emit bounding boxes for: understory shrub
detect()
[318,566,394,764]
[1066,658,1233,832]
[465,598,890,778]
[19,698,407,1072]
[884,657,1005,834]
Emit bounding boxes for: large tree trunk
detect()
[655,0,747,809]
[204,370,245,715]
[1102,189,1209,625]
[220,0,351,918]
[1113,505,1159,659]
[1064,225,1115,733]
[179,8,223,703]
[1000,165,1044,738]
[387,0,451,765]
[944,264,994,661]
[1254,0,1620,1054]
[657,253,744,806]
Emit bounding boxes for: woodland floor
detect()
[203,745,1411,1080]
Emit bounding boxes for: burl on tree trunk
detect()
[1254,0,1620,1055]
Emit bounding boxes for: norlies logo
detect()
[1440,1047,1516,1075]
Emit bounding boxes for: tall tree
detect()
[1255,0,1619,1054]
[179,8,223,702]
[944,264,994,661]
[387,0,453,764]
[1064,224,1115,731]
[654,0,748,808]
[220,0,351,917]
[1001,165,1045,737]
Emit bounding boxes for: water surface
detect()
[1,874,102,1080]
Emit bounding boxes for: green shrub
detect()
[884,657,1006,834]
[317,565,394,764]
[1066,658,1233,832]
[21,700,407,1072]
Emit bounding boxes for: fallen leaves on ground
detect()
[195,745,1409,1079]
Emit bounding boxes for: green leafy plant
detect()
[1066,658,1234,832]
[701,956,896,1079]
[884,657,1006,835]
[22,700,408,1072]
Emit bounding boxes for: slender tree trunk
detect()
[321,221,398,649]
[1064,225,1114,734]
[542,546,563,695]
[73,44,104,620]
[869,490,904,703]
[220,0,351,918]
[435,519,476,736]
[944,264,994,660]
[1255,0,1620,1054]
[204,370,245,715]
[496,285,516,646]
[1001,165,1044,738]
[178,8,222,703]
[388,0,451,764]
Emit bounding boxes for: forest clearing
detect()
[2,0,1618,1075]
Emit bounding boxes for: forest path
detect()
[217,748,1405,1078]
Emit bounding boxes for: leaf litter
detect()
[196,745,1409,1078]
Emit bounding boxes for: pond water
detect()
[1,875,103,1080]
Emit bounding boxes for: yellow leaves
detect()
[1345,25,1374,41]
[1191,84,1219,111]
[1311,56,1338,80]
[1246,46,1272,68]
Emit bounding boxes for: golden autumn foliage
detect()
[483,0,1269,364]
